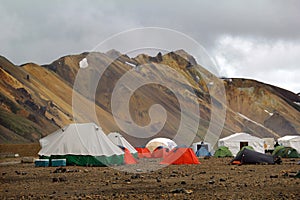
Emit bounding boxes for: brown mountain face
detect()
[0,51,299,146]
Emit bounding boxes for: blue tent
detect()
[196,146,211,157]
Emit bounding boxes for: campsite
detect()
[1,143,300,199]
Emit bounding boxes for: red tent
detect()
[160,148,200,165]
[135,147,152,158]
[152,146,169,158]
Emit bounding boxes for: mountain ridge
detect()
[0,51,299,146]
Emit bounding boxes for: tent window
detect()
[240,142,248,149]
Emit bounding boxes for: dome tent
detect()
[152,146,169,158]
[192,141,213,155]
[160,148,200,165]
[38,123,124,166]
[135,147,152,158]
[108,132,138,158]
[272,146,299,158]
[214,146,233,158]
[196,146,211,157]
[146,138,177,152]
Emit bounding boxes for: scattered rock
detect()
[180,181,186,185]
[156,177,161,182]
[199,171,206,174]
[124,179,131,184]
[52,176,66,182]
[2,172,7,176]
[131,174,140,179]
[66,169,79,173]
[170,188,193,194]
[53,167,66,173]
[59,177,67,182]
[270,175,278,178]
[136,169,143,172]
[219,178,226,182]
[15,171,21,175]
[52,177,59,182]
[208,180,215,184]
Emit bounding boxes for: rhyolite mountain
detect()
[0,50,299,146]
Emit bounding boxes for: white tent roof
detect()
[219,132,263,142]
[38,123,124,157]
[108,132,137,154]
[278,135,300,141]
[146,137,177,152]
[218,132,264,156]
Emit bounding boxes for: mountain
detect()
[0,50,299,146]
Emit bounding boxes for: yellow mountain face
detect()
[0,51,299,145]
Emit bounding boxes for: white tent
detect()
[191,141,213,154]
[38,123,124,166]
[278,135,300,153]
[108,132,138,155]
[218,132,264,156]
[146,138,177,152]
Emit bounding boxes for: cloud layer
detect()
[0,0,299,92]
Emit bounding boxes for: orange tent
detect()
[119,146,137,164]
[135,147,152,158]
[152,146,169,158]
[160,148,200,165]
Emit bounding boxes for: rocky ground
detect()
[0,145,300,199]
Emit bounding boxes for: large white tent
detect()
[218,132,264,156]
[38,123,124,166]
[146,138,177,152]
[278,135,300,153]
[108,132,138,156]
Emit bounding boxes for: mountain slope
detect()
[0,51,299,146]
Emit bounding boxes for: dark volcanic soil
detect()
[0,144,300,199]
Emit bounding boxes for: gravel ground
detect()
[1,156,299,199]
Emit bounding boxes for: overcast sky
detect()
[0,0,299,93]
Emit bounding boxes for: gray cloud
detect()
[0,0,299,92]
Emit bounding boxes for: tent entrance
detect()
[197,144,208,151]
[240,142,248,149]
